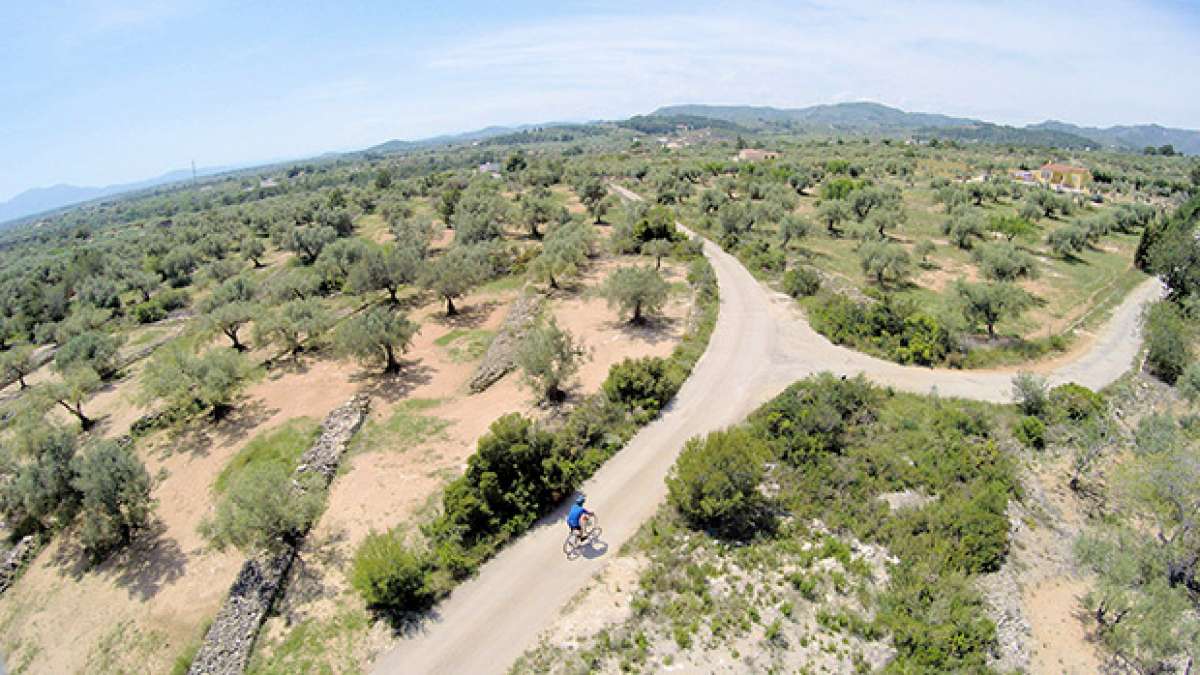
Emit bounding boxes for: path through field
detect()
[371,186,1162,674]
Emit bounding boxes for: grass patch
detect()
[212,417,321,494]
[477,273,526,294]
[168,619,212,675]
[247,603,370,675]
[433,328,495,363]
[347,398,450,459]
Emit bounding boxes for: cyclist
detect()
[567,495,594,541]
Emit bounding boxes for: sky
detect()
[1,0,1198,202]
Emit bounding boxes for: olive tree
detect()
[54,330,121,379]
[973,242,1039,281]
[139,345,255,419]
[347,243,423,302]
[576,178,611,223]
[600,265,670,324]
[43,366,102,430]
[335,305,419,373]
[71,440,154,560]
[858,241,912,287]
[955,280,1033,340]
[1075,420,1200,671]
[0,426,80,532]
[253,297,333,357]
[641,239,673,270]
[516,318,588,403]
[1,344,37,389]
[200,464,324,553]
[241,236,267,268]
[422,245,490,315]
[816,199,851,236]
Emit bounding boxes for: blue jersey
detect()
[567,504,587,528]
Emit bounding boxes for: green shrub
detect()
[438,414,559,547]
[877,561,996,672]
[1143,300,1192,383]
[782,267,821,297]
[602,356,683,423]
[666,427,772,539]
[751,373,879,464]
[1049,383,1105,421]
[350,529,436,614]
[1178,362,1200,403]
[1011,371,1050,418]
[1013,415,1046,449]
[132,301,167,324]
[131,289,190,324]
[807,293,953,366]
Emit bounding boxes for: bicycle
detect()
[562,514,600,559]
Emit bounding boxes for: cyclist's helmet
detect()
[575,495,586,506]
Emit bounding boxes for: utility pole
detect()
[191,160,197,185]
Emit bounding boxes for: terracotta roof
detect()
[1040,163,1089,174]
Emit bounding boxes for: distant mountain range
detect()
[0,165,238,226]
[652,102,1200,153]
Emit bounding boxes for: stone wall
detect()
[0,535,37,596]
[187,394,369,675]
[468,292,544,393]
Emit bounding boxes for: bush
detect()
[807,293,954,366]
[350,529,437,614]
[1143,300,1192,384]
[1048,383,1105,421]
[1013,416,1046,449]
[601,357,683,423]
[1011,371,1050,418]
[1178,362,1200,403]
[751,373,879,464]
[131,301,167,324]
[782,267,821,297]
[438,414,559,547]
[666,428,771,539]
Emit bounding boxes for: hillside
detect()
[1030,120,1200,155]
[0,165,243,228]
[655,102,972,131]
[650,102,1187,151]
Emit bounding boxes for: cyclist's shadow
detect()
[577,533,609,559]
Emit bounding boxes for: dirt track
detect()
[371,186,1162,674]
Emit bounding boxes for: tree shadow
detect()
[349,360,435,404]
[430,300,503,330]
[276,528,349,619]
[47,534,92,582]
[165,397,279,458]
[613,315,680,346]
[105,520,188,601]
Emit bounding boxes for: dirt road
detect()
[371,187,1161,674]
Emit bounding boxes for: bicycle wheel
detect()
[563,532,580,558]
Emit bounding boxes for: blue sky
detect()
[1,0,1197,202]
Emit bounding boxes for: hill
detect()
[0,165,241,227]
[648,102,1160,150]
[655,102,972,132]
[1029,120,1200,155]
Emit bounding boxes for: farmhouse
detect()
[734,148,780,162]
[1037,162,1092,190]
